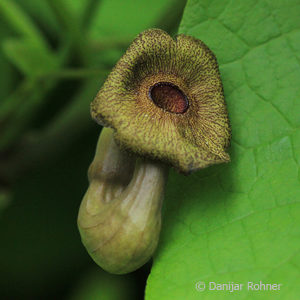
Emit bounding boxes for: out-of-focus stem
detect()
[78,127,168,274]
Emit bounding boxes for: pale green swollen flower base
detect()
[77,127,168,274]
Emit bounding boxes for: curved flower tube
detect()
[78,29,231,274]
[78,128,168,274]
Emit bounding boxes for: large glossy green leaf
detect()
[146,0,300,299]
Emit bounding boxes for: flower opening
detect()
[149,82,189,114]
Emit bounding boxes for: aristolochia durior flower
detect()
[78,29,231,275]
[91,28,231,173]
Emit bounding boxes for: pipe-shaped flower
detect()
[79,29,232,274]
[91,29,230,173]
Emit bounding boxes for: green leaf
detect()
[13,0,91,38]
[2,38,59,76]
[0,0,45,45]
[0,21,15,100]
[146,0,300,299]
[88,0,179,40]
[0,0,60,77]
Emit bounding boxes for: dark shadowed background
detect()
[0,0,186,299]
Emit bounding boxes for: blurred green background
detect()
[0,0,186,299]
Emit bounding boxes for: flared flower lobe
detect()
[91,29,231,173]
